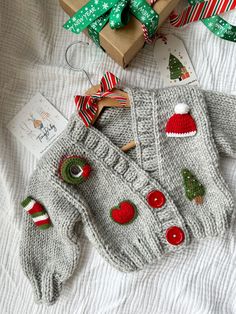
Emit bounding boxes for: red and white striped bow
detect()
[74,72,127,127]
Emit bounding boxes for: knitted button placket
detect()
[147,190,166,208]
[166,226,185,245]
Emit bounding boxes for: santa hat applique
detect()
[165,103,197,137]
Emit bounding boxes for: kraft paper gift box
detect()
[60,0,181,68]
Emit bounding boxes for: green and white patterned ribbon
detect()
[202,16,236,41]
[109,0,131,29]
[170,0,236,42]
[63,0,159,45]
[190,0,236,42]
[129,0,159,37]
[88,12,110,45]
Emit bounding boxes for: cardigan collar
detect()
[66,87,159,173]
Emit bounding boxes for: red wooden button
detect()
[166,226,185,245]
[147,190,166,208]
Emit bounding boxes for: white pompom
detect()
[174,103,189,114]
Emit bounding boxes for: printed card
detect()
[153,34,199,87]
[7,93,68,158]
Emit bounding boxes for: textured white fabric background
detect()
[1,0,236,313]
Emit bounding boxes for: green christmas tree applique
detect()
[182,169,205,205]
[169,53,189,81]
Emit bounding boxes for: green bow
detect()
[63,0,159,46]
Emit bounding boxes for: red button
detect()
[166,226,185,245]
[147,190,166,208]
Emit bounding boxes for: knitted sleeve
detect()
[204,90,236,158]
[19,169,82,304]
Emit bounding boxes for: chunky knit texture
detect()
[20,85,236,304]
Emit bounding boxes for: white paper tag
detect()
[153,34,199,87]
[7,93,68,158]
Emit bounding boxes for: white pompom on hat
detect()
[165,103,197,137]
[174,103,190,114]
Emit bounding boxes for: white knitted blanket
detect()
[1,0,236,312]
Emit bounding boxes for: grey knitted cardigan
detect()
[20,86,236,304]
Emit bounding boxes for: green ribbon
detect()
[109,0,131,29]
[88,12,110,46]
[202,16,236,42]
[63,0,159,46]
[189,0,236,42]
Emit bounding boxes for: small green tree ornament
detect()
[182,169,205,205]
[169,53,184,81]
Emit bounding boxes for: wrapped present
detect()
[181,66,190,80]
[60,0,181,68]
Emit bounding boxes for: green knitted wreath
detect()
[59,156,91,185]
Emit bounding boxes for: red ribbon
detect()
[170,0,236,27]
[75,72,126,127]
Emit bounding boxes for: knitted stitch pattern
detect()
[20,86,236,304]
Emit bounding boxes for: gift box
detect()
[60,0,181,68]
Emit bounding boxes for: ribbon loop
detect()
[64,0,159,45]
[109,0,131,29]
[75,72,126,127]
[100,72,120,92]
[74,95,98,127]
[170,0,236,42]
